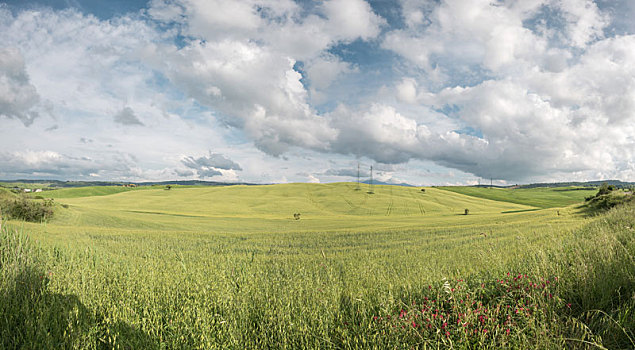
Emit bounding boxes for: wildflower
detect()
[506,328,510,335]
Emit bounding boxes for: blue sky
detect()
[1,0,634,185]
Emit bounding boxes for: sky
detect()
[1,0,634,186]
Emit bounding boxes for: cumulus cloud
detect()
[174,169,194,177]
[114,107,144,126]
[182,152,242,171]
[0,7,163,121]
[0,48,40,126]
[306,54,357,91]
[181,152,242,178]
[1,1,634,184]
[0,150,137,179]
[324,167,370,177]
[143,0,385,156]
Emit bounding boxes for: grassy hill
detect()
[29,185,148,199]
[3,182,631,348]
[39,183,554,233]
[437,186,596,208]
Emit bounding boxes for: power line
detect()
[368,165,374,194]
[355,162,361,191]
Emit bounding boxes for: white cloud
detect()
[0,150,136,179]
[0,47,40,125]
[557,0,609,47]
[306,174,320,183]
[396,78,418,104]
[384,0,550,73]
[306,54,357,91]
[114,107,144,126]
[320,0,385,41]
[182,152,242,171]
[1,1,634,184]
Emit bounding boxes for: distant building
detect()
[23,188,32,193]
[34,189,43,193]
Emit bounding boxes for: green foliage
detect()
[586,193,633,211]
[596,183,615,196]
[583,183,634,212]
[0,197,54,222]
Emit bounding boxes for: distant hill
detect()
[360,180,414,187]
[518,180,635,189]
[0,179,257,188]
[2,178,633,190]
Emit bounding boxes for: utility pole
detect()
[490,178,493,188]
[368,165,374,194]
[355,163,361,191]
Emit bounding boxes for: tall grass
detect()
[1,202,633,348]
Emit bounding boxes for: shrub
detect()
[595,183,615,197]
[0,197,54,222]
[586,193,633,211]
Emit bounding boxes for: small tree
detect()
[464,208,469,215]
[596,183,615,196]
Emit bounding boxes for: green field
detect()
[1,183,633,349]
[437,186,596,209]
[43,183,556,234]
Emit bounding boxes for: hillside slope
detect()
[437,186,596,208]
[37,183,585,233]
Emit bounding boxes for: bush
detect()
[595,183,615,197]
[587,193,633,211]
[0,197,54,222]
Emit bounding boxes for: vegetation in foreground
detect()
[0,188,54,222]
[0,184,633,348]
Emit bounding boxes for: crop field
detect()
[437,186,596,209]
[1,183,633,349]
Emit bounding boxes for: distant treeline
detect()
[0,179,258,188]
[518,180,635,189]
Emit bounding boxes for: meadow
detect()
[1,183,633,349]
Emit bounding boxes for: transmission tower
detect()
[355,163,361,191]
[368,165,374,194]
